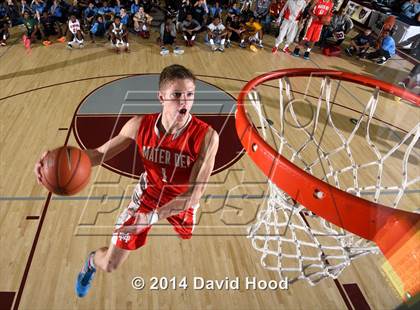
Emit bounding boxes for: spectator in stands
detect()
[192,0,208,30]
[365,30,396,65]
[240,1,254,23]
[0,13,9,46]
[68,0,82,19]
[131,0,141,15]
[39,10,65,45]
[119,8,129,26]
[98,0,113,22]
[20,0,34,17]
[226,1,240,23]
[31,0,46,18]
[240,16,264,50]
[133,6,153,37]
[177,0,192,31]
[345,28,374,57]
[83,2,97,31]
[90,15,106,42]
[400,0,420,20]
[207,16,227,51]
[208,1,222,22]
[113,0,122,16]
[399,64,420,91]
[50,0,66,24]
[182,13,201,46]
[22,11,40,48]
[319,8,353,47]
[109,16,129,52]
[5,0,22,26]
[67,14,84,49]
[226,13,244,48]
[254,0,271,33]
[159,16,184,55]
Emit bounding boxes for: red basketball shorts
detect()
[303,21,323,43]
[112,174,199,250]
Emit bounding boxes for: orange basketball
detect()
[41,146,91,195]
[320,15,332,25]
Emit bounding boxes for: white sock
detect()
[191,35,195,40]
[126,42,129,47]
[183,35,188,41]
[240,39,244,43]
[306,48,311,52]
[221,38,225,45]
[88,252,96,269]
[284,44,289,48]
[210,39,214,45]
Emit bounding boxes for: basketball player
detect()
[272,0,308,54]
[67,14,84,49]
[109,16,129,52]
[207,16,227,52]
[22,12,41,49]
[291,0,333,60]
[133,6,153,38]
[34,64,220,298]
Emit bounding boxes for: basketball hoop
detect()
[235,68,420,299]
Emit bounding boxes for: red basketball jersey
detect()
[312,0,333,18]
[136,113,210,210]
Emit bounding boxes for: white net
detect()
[246,75,420,285]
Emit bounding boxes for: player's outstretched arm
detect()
[34,116,142,184]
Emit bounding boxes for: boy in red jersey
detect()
[34,65,219,298]
[291,0,333,60]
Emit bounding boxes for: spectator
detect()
[113,0,122,16]
[67,14,84,49]
[68,0,82,19]
[192,0,208,29]
[208,1,222,21]
[226,13,244,47]
[5,0,22,26]
[30,0,46,18]
[365,30,396,65]
[240,16,264,51]
[344,28,374,57]
[176,0,191,31]
[50,0,66,24]
[159,16,184,55]
[119,8,129,26]
[20,0,34,17]
[207,16,227,51]
[22,11,40,48]
[131,0,141,15]
[83,2,97,31]
[39,10,65,45]
[98,1,113,21]
[90,14,106,42]
[254,0,271,33]
[319,8,353,47]
[133,6,153,37]
[182,13,201,46]
[240,1,253,23]
[272,0,308,54]
[109,16,129,52]
[399,64,420,90]
[401,0,420,19]
[0,13,9,46]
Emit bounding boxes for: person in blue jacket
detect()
[401,0,420,19]
[90,14,106,42]
[366,30,396,65]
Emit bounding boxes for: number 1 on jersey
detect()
[161,168,168,183]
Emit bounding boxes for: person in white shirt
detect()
[67,15,84,49]
[272,0,308,54]
[207,16,227,52]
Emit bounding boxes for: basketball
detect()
[41,146,91,195]
[320,15,332,25]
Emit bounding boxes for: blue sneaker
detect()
[75,252,96,298]
[303,51,310,60]
[292,48,300,57]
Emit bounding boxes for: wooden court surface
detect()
[0,28,418,310]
